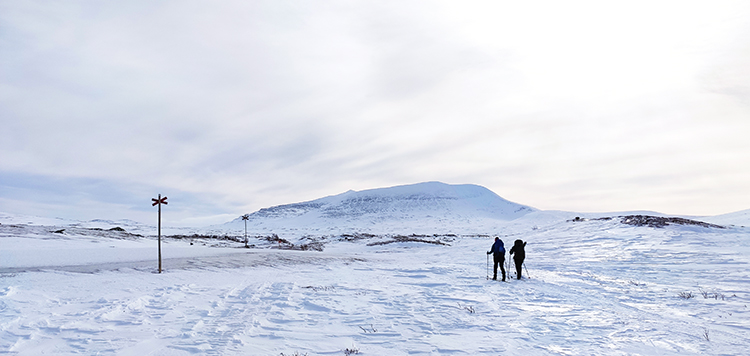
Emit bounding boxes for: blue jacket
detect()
[488,239,505,256]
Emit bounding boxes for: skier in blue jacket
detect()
[486,237,506,281]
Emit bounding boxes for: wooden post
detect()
[242,214,249,248]
[158,195,162,273]
[151,194,168,273]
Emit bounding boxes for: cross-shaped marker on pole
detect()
[152,194,168,273]
[241,214,250,248]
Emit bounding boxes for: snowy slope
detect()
[701,208,750,227]
[2,185,749,355]
[212,182,536,236]
[0,211,195,236]
[1,210,749,355]
[0,211,80,226]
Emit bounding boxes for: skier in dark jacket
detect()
[486,237,506,281]
[509,239,526,279]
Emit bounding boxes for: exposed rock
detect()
[620,215,724,229]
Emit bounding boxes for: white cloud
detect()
[1,0,749,222]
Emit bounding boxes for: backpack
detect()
[494,240,505,254]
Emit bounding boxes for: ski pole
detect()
[523,262,531,279]
[505,257,511,280]
[486,253,489,280]
[505,256,513,280]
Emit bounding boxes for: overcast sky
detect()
[2,0,749,226]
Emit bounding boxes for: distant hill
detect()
[215,182,536,235]
[701,208,750,227]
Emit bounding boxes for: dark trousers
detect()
[493,255,506,280]
[514,257,524,279]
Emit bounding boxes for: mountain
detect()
[214,182,536,235]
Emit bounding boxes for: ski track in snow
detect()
[1,220,749,355]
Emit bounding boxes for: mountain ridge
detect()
[244,181,533,219]
[216,182,536,235]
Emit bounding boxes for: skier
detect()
[509,239,526,279]
[486,237,506,281]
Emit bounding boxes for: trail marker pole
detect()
[242,214,249,248]
[151,194,168,273]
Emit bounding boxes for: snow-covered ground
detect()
[2,210,749,355]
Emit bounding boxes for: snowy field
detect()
[1,212,749,355]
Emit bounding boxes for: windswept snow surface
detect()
[1,212,749,355]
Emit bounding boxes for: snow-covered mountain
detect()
[215,182,536,235]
